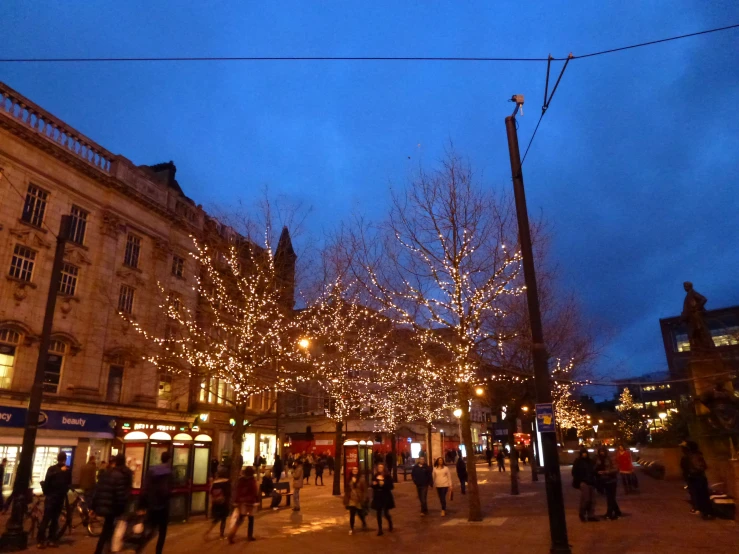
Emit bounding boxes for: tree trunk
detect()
[391,431,398,482]
[459,393,482,521]
[332,420,343,496]
[508,415,519,495]
[231,404,246,488]
[427,421,433,463]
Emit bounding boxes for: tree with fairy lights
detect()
[616,387,643,443]
[554,387,590,444]
[127,217,296,484]
[349,153,524,521]
[295,274,396,495]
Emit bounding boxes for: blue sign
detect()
[407,437,412,443]
[0,406,116,435]
[535,403,556,433]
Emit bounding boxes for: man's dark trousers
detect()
[416,485,429,513]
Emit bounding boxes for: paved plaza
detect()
[7,463,737,554]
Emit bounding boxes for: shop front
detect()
[118,420,212,520]
[0,405,116,495]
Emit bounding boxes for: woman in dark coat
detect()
[370,462,394,536]
[595,446,621,520]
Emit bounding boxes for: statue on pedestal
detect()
[681,282,715,353]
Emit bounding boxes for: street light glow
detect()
[453,408,463,418]
[475,387,484,396]
[298,338,310,349]
[521,406,529,412]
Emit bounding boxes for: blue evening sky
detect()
[2,1,738,392]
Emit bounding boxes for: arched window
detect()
[44,340,67,394]
[0,330,21,390]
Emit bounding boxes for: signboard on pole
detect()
[535,403,556,433]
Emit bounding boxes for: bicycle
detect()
[25,493,44,537]
[55,489,103,539]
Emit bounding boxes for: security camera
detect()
[511,94,524,105]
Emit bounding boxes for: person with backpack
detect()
[93,453,133,554]
[37,451,72,548]
[205,467,231,539]
[595,446,621,520]
[136,451,173,554]
[572,447,598,522]
[228,466,258,543]
[680,440,714,519]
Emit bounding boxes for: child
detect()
[205,468,231,539]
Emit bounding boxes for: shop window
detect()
[106,365,123,403]
[9,244,36,282]
[43,340,67,394]
[0,330,20,390]
[59,263,79,296]
[21,184,49,228]
[124,234,141,269]
[69,205,88,245]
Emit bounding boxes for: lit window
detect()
[21,184,49,228]
[59,263,79,296]
[69,206,88,245]
[217,380,226,404]
[44,340,67,394]
[0,330,20,390]
[9,245,36,282]
[118,285,135,314]
[158,374,173,401]
[124,234,141,268]
[168,293,181,314]
[171,256,184,278]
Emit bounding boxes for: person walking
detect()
[205,467,231,539]
[315,456,325,486]
[92,454,132,554]
[137,451,173,554]
[302,456,312,485]
[615,445,635,494]
[291,460,303,511]
[595,446,621,520]
[327,452,335,476]
[572,447,598,522]
[371,463,394,536]
[455,456,468,495]
[344,467,368,534]
[496,448,506,472]
[432,457,453,516]
[79,456,98,501]
[411,456,432,515]
[228,466,258,544]
[485,448,493,468]
[272,454,283,483]
[680,440,714,519]
[37,452,72,548]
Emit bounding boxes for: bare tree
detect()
[349,152,524,521]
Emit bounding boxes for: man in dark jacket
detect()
[411,456,433,515]
[37,452,72,548]
[272,454,283,483]
[93,454,133,554]
[136,451,173,554]
[680,440,714,519]
[485,448,493,467]
[456,456,468,495]
[571,448,598,522]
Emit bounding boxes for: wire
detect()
[0,23,736,64]
[521,112,544,166]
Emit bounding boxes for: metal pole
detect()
[505,103,570,554]
[1,216,70,551]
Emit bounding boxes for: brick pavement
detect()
[8,463,737,554]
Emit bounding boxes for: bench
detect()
[258,482,293,510]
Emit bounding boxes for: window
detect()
[167,293,181,315]
[124,234,141,268]
[59,263,79,296]
[158,374,172,408]
[9,245,36,282]
[21,184,49,228]
[0,330,20,390]
[69,206,88,245]
[118,285,135,314]
[171,256,184,278]
[44,340,66,393]
[106,365,123,403]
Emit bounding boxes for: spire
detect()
[275,226,296,309]
[276,226,296,260]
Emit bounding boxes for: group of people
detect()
[485,447,509,472]
[410,456,460,516]
[571,445,631,522]
[285,451,335,487]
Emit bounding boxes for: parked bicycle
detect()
[25,493,45,537]
[55,488,103,539]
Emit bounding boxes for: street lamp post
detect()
[505,97,570,554]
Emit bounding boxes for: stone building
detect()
[0,81,293,508]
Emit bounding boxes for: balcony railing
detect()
[0,81,113,173]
